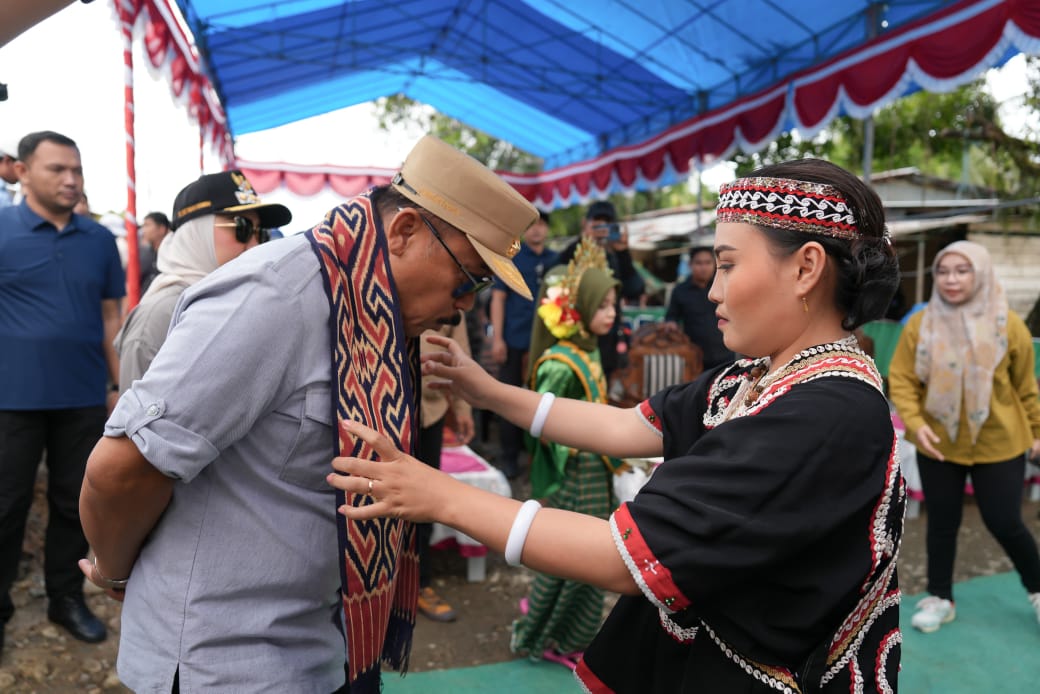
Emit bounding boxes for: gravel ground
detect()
[3,445,1039,693]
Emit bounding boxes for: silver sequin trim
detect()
[702,622,800,694]
[657,608,700,643]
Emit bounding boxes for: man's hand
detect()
[78,557,127,602]
[490,336,507,365]
[448,410,475,445]
[608,226,629,252]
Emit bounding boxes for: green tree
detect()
[732,77,1040,198]
[378,74,1040,222]
[375,94,702,233]
[376,95,542,172]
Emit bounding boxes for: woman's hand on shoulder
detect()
[327,420,457,524]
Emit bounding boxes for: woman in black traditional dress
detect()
[327,158,904,693]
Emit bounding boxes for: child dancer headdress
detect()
[527,238,618,380]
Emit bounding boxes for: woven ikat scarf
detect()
[306,194,420,692]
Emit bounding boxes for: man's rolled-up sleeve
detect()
[104,262,307,482]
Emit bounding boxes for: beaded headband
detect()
[716,176,859,241]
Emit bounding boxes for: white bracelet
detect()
[504,499,541,566]
[529,392,555,439]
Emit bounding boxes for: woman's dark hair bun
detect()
[747,159,900,330]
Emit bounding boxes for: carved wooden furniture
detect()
[609,323,703,408]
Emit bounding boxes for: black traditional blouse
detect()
[576,341,904,693]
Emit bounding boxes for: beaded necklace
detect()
[715,335,864,424]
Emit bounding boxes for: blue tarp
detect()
[173,2,1024,163]
[166,1,1039,204]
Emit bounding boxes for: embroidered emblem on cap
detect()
[231,171,262,205]
[506,239,521,258]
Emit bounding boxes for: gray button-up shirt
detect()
[106,234,346,693]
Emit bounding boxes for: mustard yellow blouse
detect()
[889,310,1040,464]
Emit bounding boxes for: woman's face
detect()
[587,287,617,337]
[709,222,799,358]
[934,251,975,306]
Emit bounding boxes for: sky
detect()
[0,2,1035,230]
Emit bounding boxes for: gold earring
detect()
[802,296,809,313]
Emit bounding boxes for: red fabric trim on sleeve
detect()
[575,659,614,693]
[638,399,662,433]
[614,503,689,612]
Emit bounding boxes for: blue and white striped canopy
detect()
[169,0,1039,203]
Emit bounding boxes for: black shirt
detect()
[665,279,735,369]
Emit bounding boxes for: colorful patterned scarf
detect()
[306,193,420,693]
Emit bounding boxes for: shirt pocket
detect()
[277,385,336,491]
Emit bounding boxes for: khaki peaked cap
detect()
[391,135,538,300]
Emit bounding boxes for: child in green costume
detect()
[513,239,622,669]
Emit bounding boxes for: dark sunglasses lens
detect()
[234,216,270,243]
[452,277,493,299]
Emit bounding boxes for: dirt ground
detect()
[2,435,1039,693]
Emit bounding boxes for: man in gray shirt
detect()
[79,136,539,693]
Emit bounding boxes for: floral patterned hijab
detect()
[915,240,1008,443]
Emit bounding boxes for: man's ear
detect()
[794,241,827,294]
[385,207,419,256]
[13,160,27,183]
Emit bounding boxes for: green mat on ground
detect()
[382,657,579,693]
[900,571,1039,692]
[384,572,1039,693]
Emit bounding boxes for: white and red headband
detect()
[716,177,860,241]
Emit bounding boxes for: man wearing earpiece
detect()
[113,170,291,391]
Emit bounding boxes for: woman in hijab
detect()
[513,239,621,669]
[114,170,290,391]
[889,240,1040,633]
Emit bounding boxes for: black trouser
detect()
[0,407,106,622]
[496,346,527,473]
[917,452,1040,600]
[415,416,445,589]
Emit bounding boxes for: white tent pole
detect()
[863,116,874,184]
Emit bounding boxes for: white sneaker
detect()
[911,595,956,633]
[1029,593,1040,625]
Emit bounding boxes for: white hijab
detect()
[142,215,218,298]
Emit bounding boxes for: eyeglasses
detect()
[935,265,974,278]
[407,208,494,298]
[215,215,270,245]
